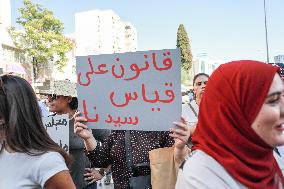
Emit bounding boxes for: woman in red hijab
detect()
[175,60,284,189]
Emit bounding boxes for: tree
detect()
[9,0,73,80]
[181,68,190,86]
[177,24,192,71]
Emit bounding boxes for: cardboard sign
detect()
[43,114,69,151]
[76,49,181,131]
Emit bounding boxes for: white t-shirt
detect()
[175,150,284,189]
[0,149,68,189]
[182,100,199,128]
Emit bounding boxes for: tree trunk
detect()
[32,57,39,81]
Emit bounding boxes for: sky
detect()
[10,0,284,62]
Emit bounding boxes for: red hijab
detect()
[192,60,283,188]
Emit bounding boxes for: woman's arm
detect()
[74,111,112,168]
[44,170,76,189]
[84,136,97,151]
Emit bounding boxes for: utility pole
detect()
[264,0,270,63]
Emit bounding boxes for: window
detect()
[2,45,25,63]
[72,65,76,74]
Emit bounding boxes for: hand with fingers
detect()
[170,117,192,150]
[74,111,97,151]
[73,111,93,140]
[84,168,104,185]
[170,117,195,163]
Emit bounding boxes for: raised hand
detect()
[73,111,93,140]
[170,117,191,150]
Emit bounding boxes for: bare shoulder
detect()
[44,170,76,189]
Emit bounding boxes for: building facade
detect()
[0,0,32,82]
[55,9,138,82]
[274,55,284,63]
[0,0,11,28]
[192,54,223,76]
[124,22,137,52]
[75,9,137,56]
[1,1,137,85]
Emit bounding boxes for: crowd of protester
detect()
[1,60,284,189]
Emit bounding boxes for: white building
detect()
[75,9,137,56]
[0,0,11,28]
[1,2,138,84]
[192,53,223,76]
[54,10,137,82]
[124,22,137,52]
[274,55,284,63]
[0,0,31,81]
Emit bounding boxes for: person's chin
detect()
[48,107,56,112]
[273,135,284,147]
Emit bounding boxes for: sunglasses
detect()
[47,94,62,101]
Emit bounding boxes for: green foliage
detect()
[181,68,191,86]
[177,24,192,71]
[9,0,73,79]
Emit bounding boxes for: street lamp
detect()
[263,0,270,63]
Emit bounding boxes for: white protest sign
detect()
[76,49,181,131]
[42,114,69,151]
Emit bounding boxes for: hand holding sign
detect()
[76,49,181,131]
[170,117,191,150]
[74,111,93,140]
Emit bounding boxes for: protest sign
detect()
[76,49,181,131]
[42,114,69,151]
